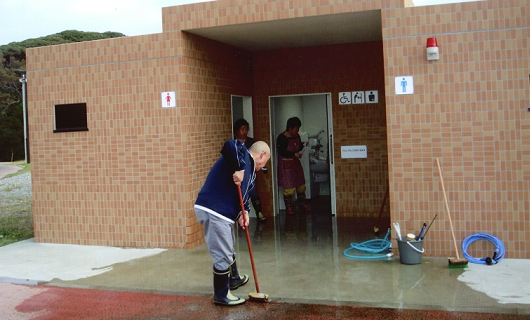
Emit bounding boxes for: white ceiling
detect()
[184,10,382,52]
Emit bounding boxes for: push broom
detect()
[436,158,468,268]
[237,184,269,302]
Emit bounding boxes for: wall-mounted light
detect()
[426,37,439,61]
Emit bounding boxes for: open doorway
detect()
[231,95,260,220]
[269,93,336,218]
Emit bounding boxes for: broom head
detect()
[249,292,269,302]
[448,257,468,268]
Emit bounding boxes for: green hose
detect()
[343,229,394,260]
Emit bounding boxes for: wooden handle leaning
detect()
[436,158,461,259]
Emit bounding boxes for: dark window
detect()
[54,103,89,133]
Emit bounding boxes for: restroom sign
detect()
[365,90,378,103]
[395,76,414,95]
[352,91,364,104]
[161,91,176,108]
[339,92,352,105]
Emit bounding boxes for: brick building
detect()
[26,0,529,258]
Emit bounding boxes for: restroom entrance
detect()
[269,93,336,218]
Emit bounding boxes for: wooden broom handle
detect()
[436,158,461,259]
[237,184,260,293]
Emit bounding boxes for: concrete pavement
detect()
[1,238,530,319]
[0,162,23,179]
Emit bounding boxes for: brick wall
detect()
[27,32,253,248]
[26,0,530,259]
[252,43,388,218]
[383,0,530,258]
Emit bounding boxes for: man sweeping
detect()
[194,139,271,306]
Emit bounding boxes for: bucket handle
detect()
[407,241,425,254]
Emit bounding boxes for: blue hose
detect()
[343,229,393,260]
[462,233,505,265]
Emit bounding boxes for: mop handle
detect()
[421,214,437,240]
[237,184,260,293]
[436,158,461,259]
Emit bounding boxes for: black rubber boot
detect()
[229,257,249,290]
[213,266,245,306]
[251,198,266,221]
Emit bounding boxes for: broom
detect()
[436,158,468,268]
[237,184,269,302]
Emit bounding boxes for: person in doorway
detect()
[276,116,311,215]
[194,139,271,306]
[233,118,266,221]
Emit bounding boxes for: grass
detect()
[0,161,33,247]
[0,215,34,246]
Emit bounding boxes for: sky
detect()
[0,0,480,46]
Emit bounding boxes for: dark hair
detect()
[233,118,249,138]
[286,117,302,130]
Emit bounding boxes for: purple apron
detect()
[278,135,305,188]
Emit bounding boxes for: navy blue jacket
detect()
[194,140,256,222]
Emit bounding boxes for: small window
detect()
[54,103,89,133]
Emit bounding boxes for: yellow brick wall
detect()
[383,0,530,258]
[27,32,253,248]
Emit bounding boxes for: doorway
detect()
[269,93,336,218]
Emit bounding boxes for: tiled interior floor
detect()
[45,196,529,315]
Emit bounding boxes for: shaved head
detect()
[249,141,271,171]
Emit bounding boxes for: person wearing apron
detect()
[276,117,311,215]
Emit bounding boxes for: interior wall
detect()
[252,42,388,219]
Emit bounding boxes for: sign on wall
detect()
[340,90,379,105]
[351,91,364,104]
[338,92,352,105]
[161,91,176,108]
[395,76,414,95]
[341,145,367,158]
[365,90,378,103]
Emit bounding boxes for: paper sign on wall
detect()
[341,145,367,158]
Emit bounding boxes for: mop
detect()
[237,185,269,302]
[436,158,468,268]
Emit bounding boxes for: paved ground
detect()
[0,163,23,179]
[2,283,528,320]
[1,239,529,319]
[1,163,529,319]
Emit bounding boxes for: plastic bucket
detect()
[397,239,424,265]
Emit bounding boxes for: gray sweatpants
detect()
[195,207,236,271]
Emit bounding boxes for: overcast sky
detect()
[0,0,480,46]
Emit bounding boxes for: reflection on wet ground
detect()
[34,194,529,315]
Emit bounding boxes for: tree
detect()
[0,30,125,161]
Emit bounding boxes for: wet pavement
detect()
[2,282,529,320]
[1,183,530,318]
[1,221,530,319]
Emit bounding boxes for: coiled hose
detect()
[462,233,505,265]
[343,229,393,260]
